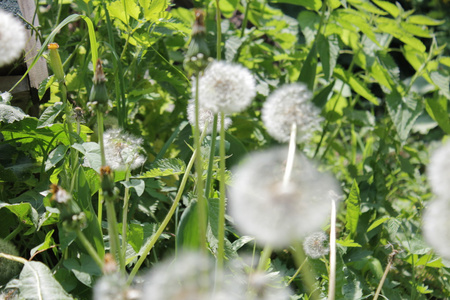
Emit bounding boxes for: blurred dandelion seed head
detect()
[422,198,450,260]
[193,61,256,114]
[103,129,146,171]
[187,100,232,134]
[427,141,450,197]
[0,9,26,67]
[94,273,139,300]
[303,231,329,259]
[229,147,340,247]
[262,83,322,143]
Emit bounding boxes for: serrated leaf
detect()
[408,15,445,26]
[425,96,450,134]
[373,0,399,17]
[19,261,73,300]
[37,102,64,128]
[345,180,360,236]
[121,179,145,196]
[45,145,69,171]
[367,217,390,232]
[30,229,55,257]
[225,35,243,62]
[386,90,423,142]
[430,70,450,98]
[140,158,186,178]
[108,0,140,24]
[312,80,335,108]
[38,76,55,100]
[298,44,317,90]
[298,11,320,45]
[143,0,169,22]
[334,68,379,105]
[219,0,239,18]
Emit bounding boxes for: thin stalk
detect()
[97,111,106,228]
[256,244,273,272]
[204,115,218,199]
[373,250,398,300]
[215,0,222,60]
[287,256,308,285]
[0,253,28,264]
[194,73,207,251]
[121,168,131,267]
[76,229,104,269]
[283,123,297,188]
[328,198,337,300]
[105,198,124,272]
[4,223,24,242]
[291,244,320,300]
[217,113,226,269]
[127,127,208,285]
[240,0,252,38]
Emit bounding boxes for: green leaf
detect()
[334,67,379,105]
[337,239,361,247]
[38,76,55,100]
[318,34,339,81]
[143,0,170,22]
[225,35,243,62]
[108,0,140,24]
[270,0,322,11]
[140,158,186,178]
[386,90,423,142]
[425,96,450,134]
[298,44,317,90]
[30,230,55,257]
[176,201,207,249]
[63,254,102,287]
[298,11,320,45]
[37,102,64,128]
[345,180,360,236]
[312,80,335,108]
[367,217,390,232]
[373,0,399,17]
[121,179,145,196]
[408,15,445,26]
[219,0,239,18]
[0,203,38,227]
[45,145,69,171]
[19,261,73,300]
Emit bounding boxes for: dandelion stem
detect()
[257,244,273,272]
[127,127,208,285]
[328,198,337,300]
[105,197,124,273]
[373,250,398,300]
[194,72,207,251]
[97,111,106,229]
[287,256,308,285]
[291,243,320,300]
[76,229,104,269]
[215,0,222,60]
[217,113,226,269]
[283,122,297,188]
[205,115,218,199]
[121,168,131,271]
[240,0,252,38]
[0,252,28,264]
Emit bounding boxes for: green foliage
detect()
[1,0,450,298]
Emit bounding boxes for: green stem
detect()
[283,123,297,188]
[240,0,252,38]
[76,229,104,269]
[121,168,131,268]
[328,198,337,300]
[287,256,308,285]
[97,111,106,228]
[105,197,124,272]
[291,244,319,300]
[257,244,273,272]
[127,127,208,285]
[194,73,207,251]
[215,0,222,60]
[0,253,28,264]
[217,113,226,269]
[4,223,24,242]
[205,115,218,199]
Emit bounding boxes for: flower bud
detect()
[89,59,109,111]
[184,9,211,74]
[48,43,65,82]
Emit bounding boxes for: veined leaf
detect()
[19,261,73,300]
[37,102,64,128]
[373,0,399,18]
[334,68,379,105]
[45,145,68,171]
[176,200,207,249]
[298,44,317,90]
[121,179,145,196]
[367,217,390,232]
[425,96,450,134]
[408,15,445,26]
[140,158,186,178]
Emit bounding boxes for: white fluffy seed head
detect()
[228,147,341,248]
[0,9,26,67]
[422,198,450,260]
[262,83,322,143]
[427,141,450,197]
[94,274,133,300]
[193,61,256,114]
[187,100,232,134]
[141,252,229,300]
[303,231,329,259]
[103,129,146,171]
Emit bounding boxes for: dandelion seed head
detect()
[103,129,146,171]
[303,231,329,259]
[94,273,139,300]
[422,198,450,260]
[187,100,232,134]
[141,252,228,300]
[427,141,450,197]
[261,83,322,143]
[0,9,26,67]
[193,61,256,114]
[228,147,340,248]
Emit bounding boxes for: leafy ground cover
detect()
[1,0,450,299]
